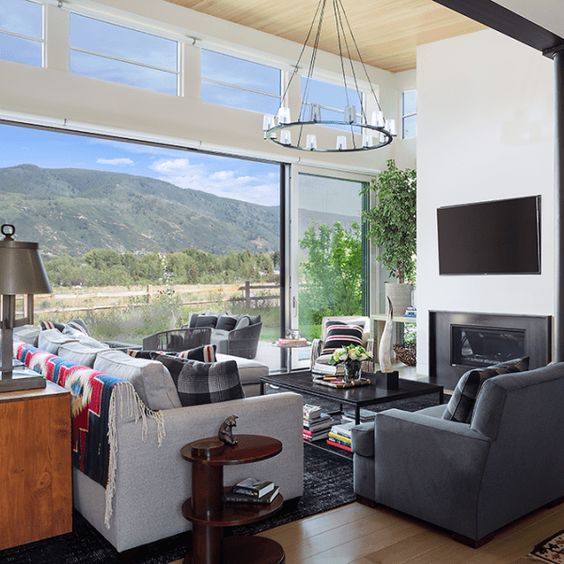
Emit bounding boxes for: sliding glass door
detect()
[290,173,368,372]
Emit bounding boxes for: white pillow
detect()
[58,341,110,368]
[94,349,181,411]
[38,329,79,354]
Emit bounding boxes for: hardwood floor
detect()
[174,500,564,563]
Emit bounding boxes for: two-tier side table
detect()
[181,434,285,564]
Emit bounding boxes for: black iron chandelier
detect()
[262,0,396,153]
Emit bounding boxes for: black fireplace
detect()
[430,311,552,389]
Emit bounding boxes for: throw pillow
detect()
[194,315,218,329]
[235,315,251,330]
[128,350,165,359]
[216,315,238,332]
[321,324,364,355]
[152,354,243,406]
[442,356,530,424]
[178,344,216,362]
[67,319,90,335]
[40,320,66,332]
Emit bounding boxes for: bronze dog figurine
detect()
[218,415,238,446]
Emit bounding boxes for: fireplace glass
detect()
[451,325,526,368]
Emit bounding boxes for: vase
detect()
[385,282,413,316]
[345,360,362,382]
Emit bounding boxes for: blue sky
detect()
[0,124,280,206]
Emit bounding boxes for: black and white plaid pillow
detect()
[442,356,530,424]
[152,354,243,407]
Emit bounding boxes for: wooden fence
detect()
[35,282,280,316]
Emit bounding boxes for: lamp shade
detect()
[0,225,51,295]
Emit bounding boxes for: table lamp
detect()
[0,224,51,392]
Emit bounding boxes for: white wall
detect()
[0,0,414,175]
[416,29,555,376]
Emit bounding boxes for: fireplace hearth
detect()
[430,311,551,389]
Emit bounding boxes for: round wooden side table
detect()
[181,434,285,564]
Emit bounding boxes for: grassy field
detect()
[33,283,281,345]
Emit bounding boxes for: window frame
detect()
[200,48,282,114]
[68,12,181,95]
[0,0,45,67]
[300,75,365,128]
[401,89,417,140]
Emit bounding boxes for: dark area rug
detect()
[0,443,354,564]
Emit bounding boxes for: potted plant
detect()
[362,159,416,315]
[331,344,373,382]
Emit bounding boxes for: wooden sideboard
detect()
[0,379,72,550]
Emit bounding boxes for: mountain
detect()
[0,165,280,256]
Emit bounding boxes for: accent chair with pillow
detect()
[186,313,263,359]
[351,359,564,545]
[311,316,373,367]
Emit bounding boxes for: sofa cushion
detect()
[94,349,181,411]
[248,315,261,326]
[38,329,79,354]
[216,353,268,386]
[151,354,244,406]
[351,422,375,458]
[194,315,218,329]
[416,404,447,418]
[178,344,216,362]
[216,315,238,331]
[235,315,251,330]
[321,324,364,355]
[12,324,40,347]
[58,341,110,367]
[442,356,529,424]
[66,319,90,335]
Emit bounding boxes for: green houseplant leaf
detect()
[362,159,416,284]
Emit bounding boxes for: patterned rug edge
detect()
[529,529,564,564]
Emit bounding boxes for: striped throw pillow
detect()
[442,356,530,424]
[321,324,364,355]
[178,344,216,363]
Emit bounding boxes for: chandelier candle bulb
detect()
[277,107,291,124]
[379,132,388,143]
[310,104,321,122]
[362,134,373,148]
[280,130,292,145]
[336,135,347,150]
[371,111,385,127]
[262,114,274,131]
[388,119,397,136]
[306,134,317,150]
[345,105,356,124]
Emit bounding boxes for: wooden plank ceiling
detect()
[165,0,484,72]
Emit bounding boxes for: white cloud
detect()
[96,157,135,166]
[150,158,279,206]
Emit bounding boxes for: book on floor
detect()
[224,486,280,505]
[330,421,355,439]
[326,439,353,453]
[232,478,276,498]
[341,408,377,423]
[303,404,322,420]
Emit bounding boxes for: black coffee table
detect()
[260,371,444,425]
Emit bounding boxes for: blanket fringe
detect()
[104,382,165,528]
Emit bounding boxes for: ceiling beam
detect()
[433,0,564,55]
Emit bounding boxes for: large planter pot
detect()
[385,282,413,316]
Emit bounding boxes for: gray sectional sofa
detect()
[15,326,304,552]
[352,363,564,544]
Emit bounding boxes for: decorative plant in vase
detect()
[331,344,373,382]
[362,159,416,315]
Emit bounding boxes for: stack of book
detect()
[224,478,280,505]
[303,404,334,442]
[327,421,354,453]
[312,362,345,377]
[341,408,377,424]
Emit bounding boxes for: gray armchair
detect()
[352,363,564,545]
[212,322,263,359]
[142,328,212,352]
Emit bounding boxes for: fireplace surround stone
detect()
[429,311,552,389]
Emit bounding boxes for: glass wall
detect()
[0,123,283,370]
[297,173,366,341]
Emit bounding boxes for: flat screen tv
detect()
[437,195,541,275]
